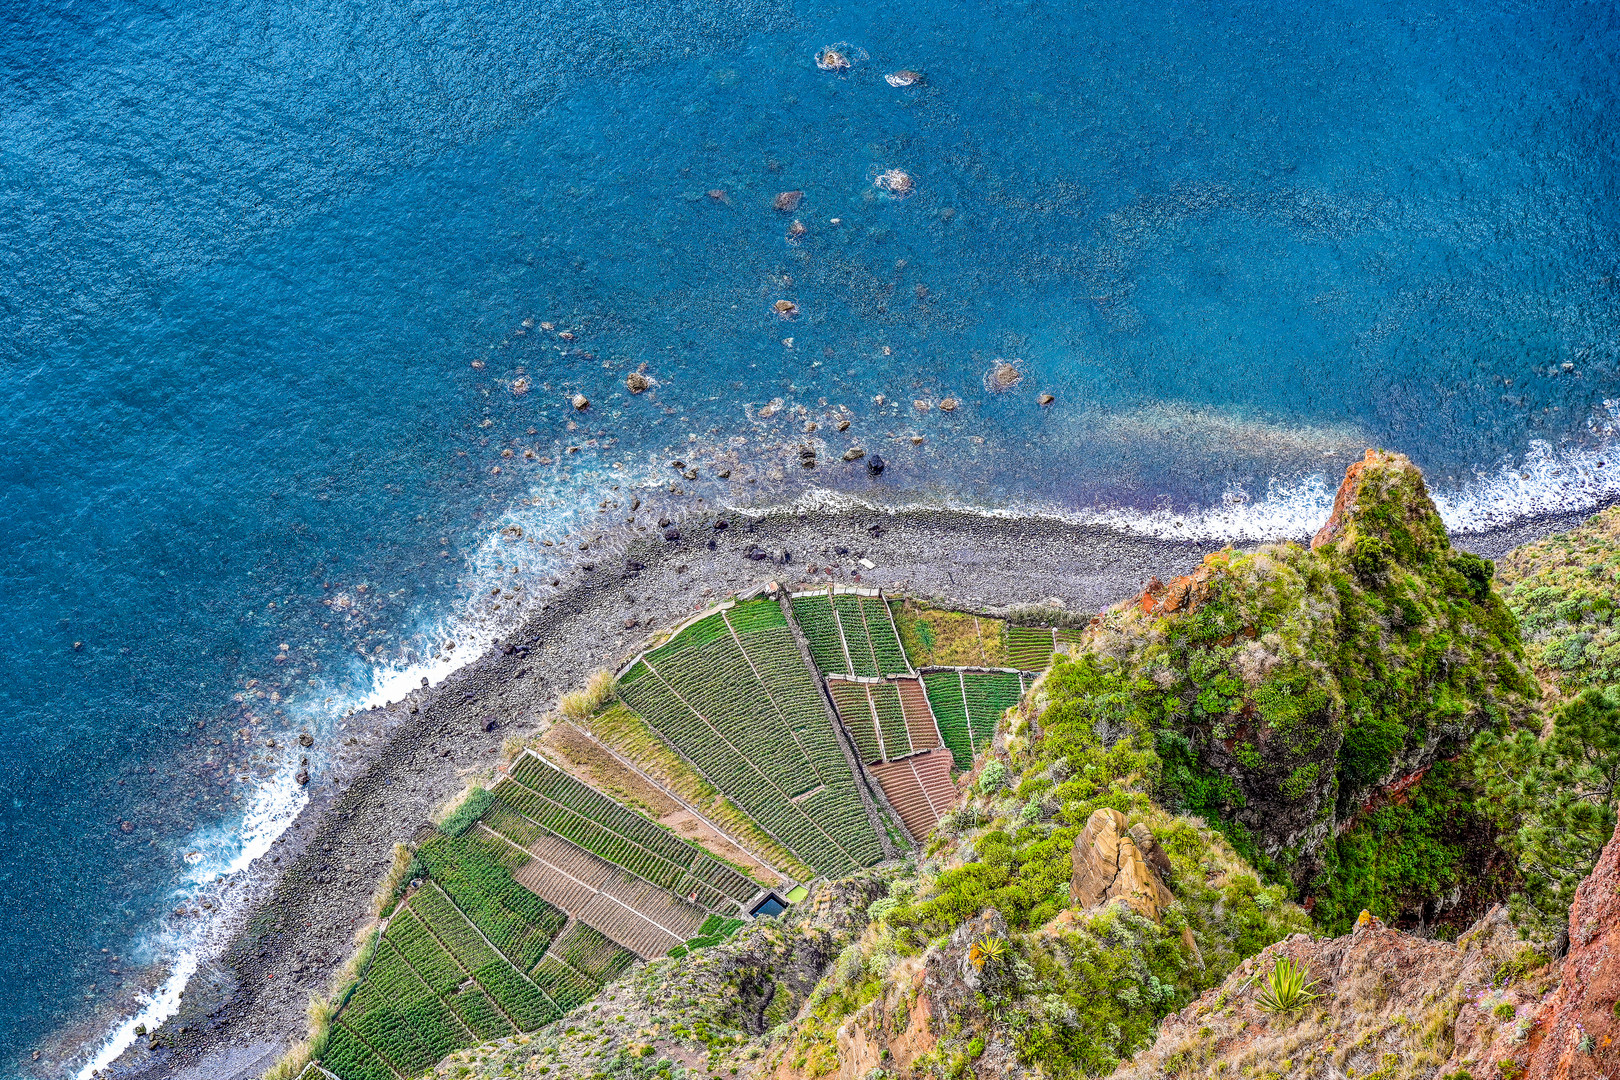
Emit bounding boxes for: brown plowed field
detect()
[895,677,943,752]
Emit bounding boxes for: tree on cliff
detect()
[1476,686,1620,935]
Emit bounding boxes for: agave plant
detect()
[1255,957,1322,1012]
[969,933,1007,970]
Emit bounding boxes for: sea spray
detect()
[60,454,652,1077]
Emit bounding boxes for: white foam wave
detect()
[70,454,653,1077]
[67,410,1620,1076]
[72,766,306,1080]
[1429,437,1620,534]
[738,416,1620,543]
[74,952,198,1080]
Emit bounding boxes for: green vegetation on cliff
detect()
[1157,456,1527,892]
[957,451,1535,931]
[776,647,1311,1078]
[1498,506,1620,696]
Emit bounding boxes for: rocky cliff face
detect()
[1117,814,1620,1080]
[1085,450,1534,904]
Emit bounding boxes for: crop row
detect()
[674,876,731,911]
[833,596,881,678]
[688,855,759,903]
[798,786,884,866]
[922,672,976,771]
[828,681,882,763]
[473,958,560,1029]
[491,780,685,891]
[617,643,878,876]
[385,911,467,997]
[1004,627,1057,671]
[395,881,564,1036]
[418,833,563,927]
[445,984,514,1043]
[408,883,504,974]
[868,682,911,760]
[530,955,600,1012]
[862,597,910,675]
[320,1024,397,1080]
[351,940,435,1013]
[733,624,849,785]
[790,594,849,675]
[510,754,696,866]
[962,671,1024,736]
[725,597,789,633]
[344,996,457,1077]
[479,799,549,850]
[651,639,819,795]
[415,837,566,969]
[553,922,637,983]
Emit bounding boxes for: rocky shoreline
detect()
[94,498,1603,1080]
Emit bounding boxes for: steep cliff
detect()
[1116,815,1620,1080]
[1081,450,1534,922]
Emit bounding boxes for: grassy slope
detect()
[891,600,1008,668]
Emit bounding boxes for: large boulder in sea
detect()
[1076,449,1535,909]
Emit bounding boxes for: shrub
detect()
[561,668,617,721]
[978,760,1009,793]
[1474,687,1620,934]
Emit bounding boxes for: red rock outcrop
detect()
[1523,816,1620,1079]
[1117,818,1620,1080]
[1134,562,1218,617]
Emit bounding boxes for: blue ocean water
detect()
[1,0,1616,1072]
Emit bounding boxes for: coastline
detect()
[94,498,1605,1080]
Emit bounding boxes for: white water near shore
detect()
[761,423,1620,546]
[66,410,1620,1076]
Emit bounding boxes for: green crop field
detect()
[922,670,1025,771]
[487,751,760,910]
[616,599,884,876]
[314,819,649,1080]
[1003,626,1057,671]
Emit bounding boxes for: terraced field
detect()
[922,670,1027,771]
[314,829,639,1080]
[825,676,944,766]
[792,589,911,678]
[314,591,1044,1079]
[867,748,958,841]
[479,811,708,958]
[494,750,758,911]
[615,599,884,878]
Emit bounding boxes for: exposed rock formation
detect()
[814,956,936,1080]
[1070,808,1173,921]
[1117,817,1620,1080]
[1089,449,1534,906]
[1522,814,1620,1079]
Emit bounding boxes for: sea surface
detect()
[1,0,1616,1073]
